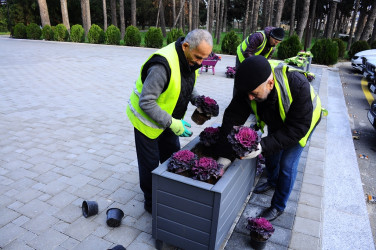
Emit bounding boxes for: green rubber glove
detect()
[169,118,193,137]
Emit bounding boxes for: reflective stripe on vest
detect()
[251,61,322,147]
[126,42,198,139]
[237,31,273,63]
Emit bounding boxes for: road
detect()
[338,62,376,242]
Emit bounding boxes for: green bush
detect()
[124,25,141,46]
[87,24,105,44]
[54,24,69,41]
[105,24,121,45]
[13,23,26,39]
[221,30,241,55]
[332,38,346,58]
[370,40,376,49]
[348,40,370,58]
[277,34,302,59]
[311,39,338,65]
[42,25,54,40]
[167,28,185,44]
[145,27,163,48]
[26,23,41,40]
[70,24,85,43]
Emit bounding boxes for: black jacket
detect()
[215,70,317,159]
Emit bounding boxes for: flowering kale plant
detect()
[206,52,221,61]
[297,50,313,58]
[225,66,236,78]
[227,126,261,157]
[256,154,266,176]
[192,157,224,182]
[246,217,275,241]
[284,56,307,67]
[195,95,219,117]
[168,150,197,174]
[306,71,315,82]
[199,126,220,146]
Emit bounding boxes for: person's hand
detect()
[196,107,212,118]
[240,143,262,159]
[169,118,193,137]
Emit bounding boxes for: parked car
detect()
[362,57,376,82]
[351,49,376,72]
[368,101,376,129]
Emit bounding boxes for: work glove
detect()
[217,157,232,171]
[169,118,193,137]
[240,143,262,159]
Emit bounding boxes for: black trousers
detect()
[134,127,180,205]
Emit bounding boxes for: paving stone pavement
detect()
[1,36,374,250]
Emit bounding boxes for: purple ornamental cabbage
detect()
[256,154,266,176]
[195,95,219,117]
[199,127,220,146]
[168,150,197,173]
[227,126,261,157]
[246,217,275,241]
[192,157,224,182]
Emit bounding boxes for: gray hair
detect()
[183,29,213,49]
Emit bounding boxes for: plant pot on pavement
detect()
[250,237,267,250]
[82,200,98,218]
[106,208,124,227]
[191,108,209,125]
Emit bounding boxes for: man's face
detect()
[182,41,212,66]
[269,37,282,47]
[248,76,274,102]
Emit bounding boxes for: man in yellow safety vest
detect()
[126,29,214,214]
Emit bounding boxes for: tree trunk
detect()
[210,0,215,33]
[37,0,50,27]
[347,0,360,50]
[360,0,376,41]
[131,0,136,26]
[370,18,376,44]
[274,0,285,27]
[103,0,107,31]
[219,0,224,32]
[179,0,184,29]
[296,0,310,40]
[251,0,261,33]
[269,0,275,27]
[111,0,117,26]
[354,8,368,41]
[223,0,227,32]
[159,0,167,36]
[325,1,337,38]
[172,0,176,26]
[289,0,296,36]
[81,0,91,36]
[206,0,211,30]
[215,0,220,43]
[119,0,125,38]
[189,0,192,31]
[262,0,270,27]
[243,0,250,39]
[60,0,70,31]
[173,0,185,28]
[305,0,317,50]
[196,0,200,29]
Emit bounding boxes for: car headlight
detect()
[353,56,359,60]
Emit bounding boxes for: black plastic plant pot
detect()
[106,208,124,227]
[108,245,126,250]
[82,200,98,218]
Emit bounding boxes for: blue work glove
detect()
[169,118,193,137]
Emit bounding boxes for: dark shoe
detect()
[144,202,152,214]
[253,182,274,194]
[260,207,283,221]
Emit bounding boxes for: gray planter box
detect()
[152,137,256,250]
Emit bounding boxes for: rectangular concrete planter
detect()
[152,137,256,250]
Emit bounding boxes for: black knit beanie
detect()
[234,56,272,93]
[270,27,285,41]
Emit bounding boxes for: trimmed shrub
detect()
[13,23,27,39]
[26,23,41,40]
[277,34,302,59]
[371,40,376,49]
[348,40,370,58]
[42,25,54,40]
[87,24,105,44]
[145,27,163,48]
[311,39,338,65]
[54,24,69,41]
[221,30,241,55]
[124,25,141,46]
[105,24,121,45]
[70,24,85,43]
[167,28,185,44]
[332,38,346,58]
